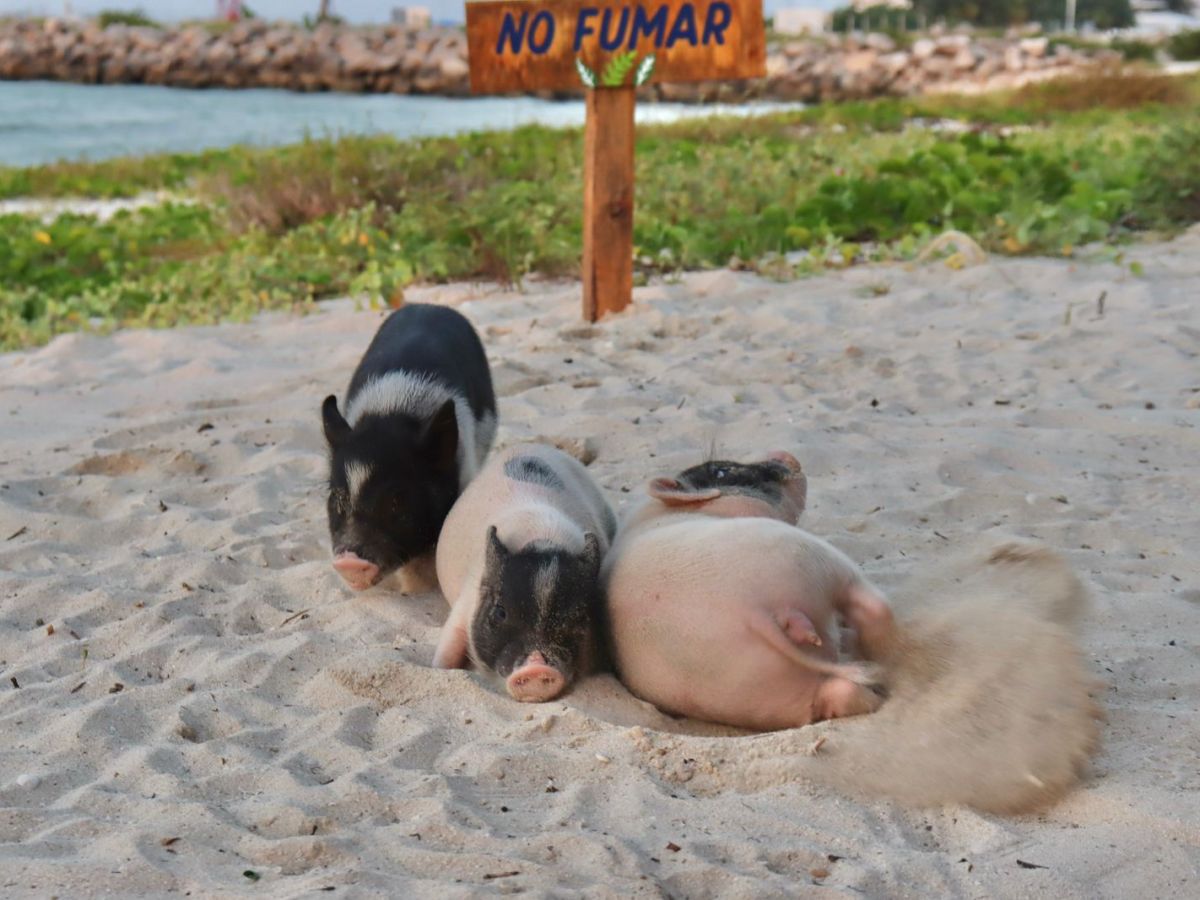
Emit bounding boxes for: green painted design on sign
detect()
[576,51,658,89]
[601,50,638,87]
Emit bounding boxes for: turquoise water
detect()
[0,80,800,167]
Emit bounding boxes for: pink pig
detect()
[602,452,894,731]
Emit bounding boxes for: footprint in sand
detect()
[70,448,207,477]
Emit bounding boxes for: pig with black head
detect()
[434,444,616,702]
[322,303,496,593]
[602,451,895,731]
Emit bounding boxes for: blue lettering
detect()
[575,8,599,52]
[600,8,631,52]
[702,2,732,45]
[628,6,668,49]
[496,11,527,55]
[667,4,699,49]
[529,10,555,54]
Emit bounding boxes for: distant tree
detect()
[318,0,332,20]
[908,1,1134,29]
[832,4,921,31]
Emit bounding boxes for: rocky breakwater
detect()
[0,18,472,95]
[745,32,1111,103]
[0,18,1106,102]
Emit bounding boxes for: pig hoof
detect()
[815,677,886,721]
[506,664,566,703]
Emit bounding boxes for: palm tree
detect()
[318,0,332,21]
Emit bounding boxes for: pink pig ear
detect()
[766,450,803,474]
[647,477,722,506]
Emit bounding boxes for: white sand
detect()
[0,194,179,223]
[2,229,1198,897]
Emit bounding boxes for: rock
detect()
[880,52,911,76]
[912,38,936,60]
[438,54,468,80]
[1020,37,1049,58]
[953,47,978,71]
[863,32,896,53]
[766,54,790,77]
[842,50,879,75]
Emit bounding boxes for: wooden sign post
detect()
[465,0,766,321]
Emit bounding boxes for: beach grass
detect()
[2,72,1198,351]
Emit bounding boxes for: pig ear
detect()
[788,471,808,515]
[322,395,352,447]
[580,532,603,572]
[421,399,459,473]
[766,450,804,475]
[647,477,721,506]
[485,525,509,571]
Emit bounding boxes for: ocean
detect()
[0,80,801,167]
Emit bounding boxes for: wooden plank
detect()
[582,86,635,321]
[466,0,766,94]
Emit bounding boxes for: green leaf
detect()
[601,51,637,87]
[575,58,596,89]
[634,54,657,87]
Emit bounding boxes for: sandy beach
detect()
[1,229,1198,897]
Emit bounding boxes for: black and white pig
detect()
[322,303,496,593]
[433,444,617,702]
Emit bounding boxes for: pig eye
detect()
[716,468,727,480]
[491,605,507,624]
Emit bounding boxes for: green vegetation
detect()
[902,1,1134,29]
[835,1,1140,30]
[1168,30,1200,62]
[2,73,1199,351]
[96,9,159,28]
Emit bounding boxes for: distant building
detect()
[391,6,432,28]
[774,9,830,35]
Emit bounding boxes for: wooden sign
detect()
[466,0,766,94]
[465,0,766,320]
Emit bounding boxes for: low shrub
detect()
[1011,68,1188,112]
[1109,38,1158,63]
[1167,29,1200,61]
[96,9,158,28]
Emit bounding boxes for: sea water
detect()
[0,80,802,167]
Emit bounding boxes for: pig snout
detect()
[332,552,380,590]
[506,651,566,702]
